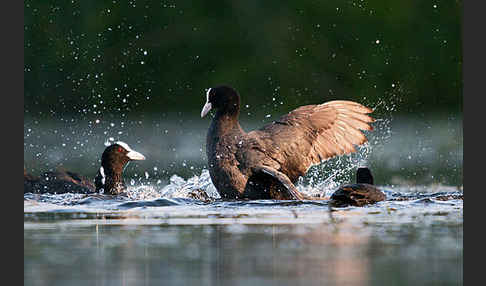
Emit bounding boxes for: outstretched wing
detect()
[247,100,374,181]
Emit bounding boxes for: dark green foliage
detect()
[24,1,462,118]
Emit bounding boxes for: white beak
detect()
[126,150,146,161]
[201,102,212,118]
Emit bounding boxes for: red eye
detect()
[118,147,123,153]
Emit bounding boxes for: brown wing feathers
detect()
[309,100,374,161]
[255,100,374,174]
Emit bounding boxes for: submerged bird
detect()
[330,167,386,206]
[200,85,374,200]
[24,141,146,195]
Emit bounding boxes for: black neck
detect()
[356,168,374,185]
[206,110,245,164]
[215,110,240,129]
[95,166,126,195]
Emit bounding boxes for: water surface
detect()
[24,115,463,285]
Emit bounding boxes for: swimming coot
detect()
[201,85,374,200]
[330,167,386,207]
[24,141,145,195]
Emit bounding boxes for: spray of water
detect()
[124,169,220,201]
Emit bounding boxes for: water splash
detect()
[159,169,220,199]
[122,169,220,201]
[297,142,372,197]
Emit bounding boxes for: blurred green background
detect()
[24,0,462,117]
[24,1,463,186]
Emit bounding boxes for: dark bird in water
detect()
[24,141,146,195]
[200,85,374,200]
[330,167,386,206]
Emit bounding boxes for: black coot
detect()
[330,167,386,206]
[24,141,145,195]
[201,85,374,200]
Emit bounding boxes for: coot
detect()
[201,85,374,200]
[330,167,386,206]
[24,141,145,195]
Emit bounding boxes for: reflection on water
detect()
[25,182,463,286]
[24,194,463,286]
